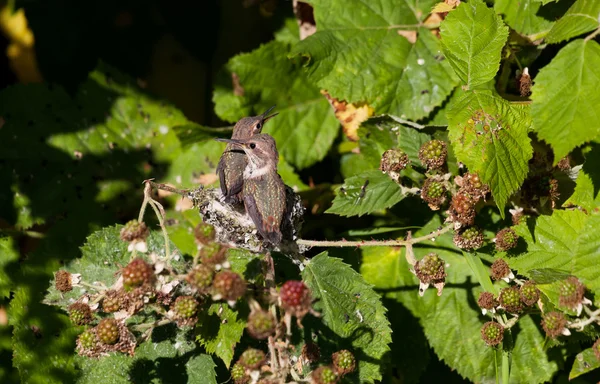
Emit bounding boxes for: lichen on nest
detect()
[186,186,307,256]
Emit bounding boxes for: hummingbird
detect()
[216,106,278,204]
[215,134,286,246]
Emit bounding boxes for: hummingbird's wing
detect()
[244,187,283,245]
[216,155,228,196]
[216,151,244,202]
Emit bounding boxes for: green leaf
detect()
[213,40,339,169]
[165,140,224,187]
[494,0,555,40]
[440,0,509,89]
[172,123,227,149]
[447,90,533,213]
[196,304,246,367]
[546,0,600,43]
[302,252,392,383]
[360,217,559,383]
[292,2,458,120]
[326,170,406,217]
[531,39,600,162]
[569,345,600,380]
[278,157,310,191]
[511,210,600,306]
[186,354,218,384]
[0,236,19,298]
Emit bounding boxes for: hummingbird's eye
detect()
[249,143,256,149]
[255,123,262,131]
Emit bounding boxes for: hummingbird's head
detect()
[216,134,279,171]
[231,106,278,139]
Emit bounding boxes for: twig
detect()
[389,115,426,130]
[585,26,600,42]
[296,224,453,248]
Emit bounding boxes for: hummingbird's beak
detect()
[215,138,248,148]
[261,105,278,123]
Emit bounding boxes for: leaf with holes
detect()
[447,90,533,213]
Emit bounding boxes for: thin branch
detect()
[296,224,453,248]
[585,26,600,42]
[389,115,426,130]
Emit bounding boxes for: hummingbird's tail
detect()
[262,216,283,245]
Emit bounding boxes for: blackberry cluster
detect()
[418,140,447,170]
[280,280,312,318]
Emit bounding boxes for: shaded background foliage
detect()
[1,0,600,382]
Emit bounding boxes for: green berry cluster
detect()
[172,296,199,319]
[481,322,504,346]
[239,348,266,370]
[186,264,214,291]
[332,350,356,376]
[97,318,120,345]
[414,253,446,284]
[68,303,93,326]
[558,276,585,310]
[78,329,97,350]
[102,290,121,313]
[495,228,518,251]
[519,282,540,306]
[194,222,216,245]
[247,309,276,340]
[421,178,447,208]
[541,311,568,338]
[200,243,226,265]
[231,363,248,384]
[380,148,410,175]
[418,140,447,169]
[120,220,149,242]
[453,226,484,250]
[499,287,522,313]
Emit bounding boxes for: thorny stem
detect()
[404,232,417,266]
[389,115,426,130]
[297,224,453,248]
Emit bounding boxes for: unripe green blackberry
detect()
[194,222,216,245]
[499,287,522,313]
[187,264,214,291]
[200,243,226,265]
[453,227,484,250]
[558,276,585,311]
[311,365,338,384]
[495,228,518,251]
[97,318,120,345]
[477,292,496,313]
[247,309,276,340]
[380,148,410,175]
[490,259,512,282]
[418,140,447,169]
[172,296,199,319]
[78,329,97,350]
[414,253,446,285]
[102,290,121,313]
[120,220,149,242]
[212,271,246,301]
[481,322,504,346]
[421,178,447,209]
[541,311,568,338]
[239,348,266,370]
[593,338,600,361]
[519,281,540,306]
[55,270,72,292]
[231,363,249,384]
[280,280,312,318]
[122,258,154,289]
[68,303,93,326]
[332,350,356,376]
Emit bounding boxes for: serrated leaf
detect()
[447,90,533,213]
[186,354,217,384]
[326,170,406,217]
[302,252,392,383]
[292,2,458,120]
[564,145,600,210]
[440,0,509,89]
[360,217,559,383]
[494,0,555,40]
[569,345,600,380]
[546,0,600,43]
[531,39,600,162]
[213,40,339,169]
[196,304,245,367]
[511,210,600,306]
